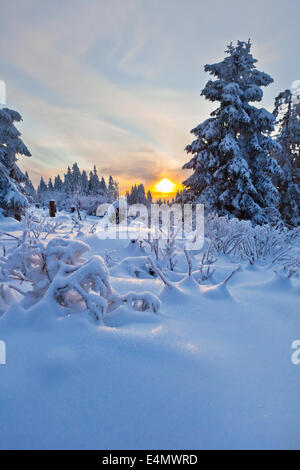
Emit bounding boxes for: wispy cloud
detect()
[0,0,298,190]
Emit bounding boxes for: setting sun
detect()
[154,178,177,194]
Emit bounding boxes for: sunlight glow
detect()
[154,178,177,194]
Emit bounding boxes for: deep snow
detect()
[0,210,299,450]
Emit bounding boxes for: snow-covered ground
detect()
[0,209,299,449]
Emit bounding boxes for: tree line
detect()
[33,163,119,203]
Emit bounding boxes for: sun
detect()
[154,178,177,194]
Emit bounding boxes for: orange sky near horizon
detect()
[114,173,185,198]
[115,170,186,196]
[148,177,182,199]
[118,177,182,199]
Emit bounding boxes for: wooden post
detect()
[49,200,56,217]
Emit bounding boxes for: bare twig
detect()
[183,246,192,276]
[147,256,172,287]
[222,265,241,285]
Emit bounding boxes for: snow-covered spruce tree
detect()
[71,162,82,193]
[24,171,36,202]
[99,176,107,196]
[37,177,48,201]
[137,184,147,204]
[182,40,281,224]
[0,108,31,217]
[126,184,137,205]
[127,183,147,205]
[54,174,63,192]
[273,89,300,226]
[89,165,100,195]
[48,177,54,192]
[147,189,152,205]
[64,166,73,194]
[107,175,119,201]
[81,170,89,195]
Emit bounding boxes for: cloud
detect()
[1,0,298,191]
[2,12,205,189]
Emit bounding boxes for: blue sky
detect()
[0,0,299,190]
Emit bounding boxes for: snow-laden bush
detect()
[205,214,294,264]
[0,218,160,322]
[276,256,300,278]
[195,242,216,282]
[161,237,177,271]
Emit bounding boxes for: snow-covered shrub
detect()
[236,224,287,264]
[287,226,300,246]
[195,243,216,282]
[271,243,300,278]
[0,222,160,322]
[205,214,290,264]
[44,246,112,321]
[143,235,160,260]
[276,256,300,278]
[161,237,177,271]
[25,212,63,239]
[205,214,252,255]
[69,213,85,237]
